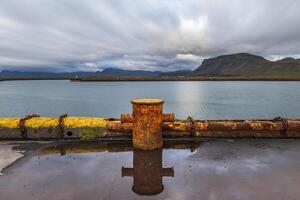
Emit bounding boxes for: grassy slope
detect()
[194,54,300,78]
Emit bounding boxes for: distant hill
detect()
[0,68,192,79]
[193,53,300,78]
[2,53,300,80]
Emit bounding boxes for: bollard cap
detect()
[131,98,164,105]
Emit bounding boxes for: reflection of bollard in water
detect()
[122,148,174,196]
[121,98,175,150]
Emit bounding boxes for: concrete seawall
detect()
[1,116,300,140]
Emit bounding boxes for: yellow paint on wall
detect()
[64,117,108,128]
[0,118,20,128]
[25,118,59,128]
[0,117,108,128]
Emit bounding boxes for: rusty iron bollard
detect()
[121,98,175,150]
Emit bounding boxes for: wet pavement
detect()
[0,142,24,175]
[1,139,300,200]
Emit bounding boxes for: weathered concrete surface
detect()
[1,139,300,200]
[1,116,300,140]
[0,141,52,175]
[0,142,24,175]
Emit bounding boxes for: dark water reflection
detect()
[122,148,174,196]
[1,140,300,200]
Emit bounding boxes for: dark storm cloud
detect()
[0,0,300,72]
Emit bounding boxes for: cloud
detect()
[0,0,300,72]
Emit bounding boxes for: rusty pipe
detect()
[162,113,175,122]
[109,119,300,138]
[107,121,132,133]
[121,114,133,123]
[121,113,175,124]
[162,120,287,132]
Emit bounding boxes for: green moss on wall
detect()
[80,128,106,140]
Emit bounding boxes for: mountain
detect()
[194,53,300,78]
[160,70,192,76]
[0,68,192,79]
[2,53,300,80]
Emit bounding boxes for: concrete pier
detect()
[0,99,299,141]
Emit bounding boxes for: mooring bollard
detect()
[121,98,175,149]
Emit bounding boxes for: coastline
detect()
[1,76,300,81]
[71,76,300,82]
[0,77,69,81]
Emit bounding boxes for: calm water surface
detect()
[0,80,300,119]
[1,140,300,200]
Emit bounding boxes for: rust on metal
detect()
[19,114,40,138]
[57,114,68,139]
[288,120,300,130]
[107,116,300,138]
[131,98,164,149]
[194,120,284,131]
[162,113,175,122]
[273,116,289,136]
[120,114,133,123]
[120,98,175,149]
[107,121,132,133]
[162,121,189,132]
[187,116,195,135]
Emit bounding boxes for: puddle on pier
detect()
[1,139,300,200]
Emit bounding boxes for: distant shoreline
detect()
[1,76,300,81]
[0,77,69,81]
[70,76,300,82]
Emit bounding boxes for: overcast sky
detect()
[0,0,300,72]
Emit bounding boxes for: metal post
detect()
[121,98,175,149]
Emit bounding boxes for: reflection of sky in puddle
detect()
[1,140,300,200]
